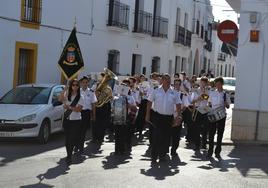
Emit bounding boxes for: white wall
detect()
[0,0,214,97]
[234,1,268,111]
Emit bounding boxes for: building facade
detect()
[227,0,268,142]
[0,0,215,96]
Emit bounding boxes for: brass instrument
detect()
[200,86,209,100]
[95,68,118,108]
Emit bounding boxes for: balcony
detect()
[133,10,152,34]
[174,25,192,47]
[174,25,185,45]
[204,40,212,51]
[107,0,130,30]
[152,16,168,38]
[186,30,192,47]
[218,53,226,61]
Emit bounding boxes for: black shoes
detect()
[215,154,222,159]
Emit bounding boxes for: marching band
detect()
[59,69,231,164]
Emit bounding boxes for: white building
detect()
[226,0,268,142]
[0,0,215,97]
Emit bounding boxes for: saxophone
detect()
[95,68,117,108]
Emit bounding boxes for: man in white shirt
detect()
[171,79,183,157]
[79,76,97,152]
[146,74,182,163]
[207,77,231,159]
[191,77,210,151]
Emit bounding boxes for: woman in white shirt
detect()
[59,79,84,164]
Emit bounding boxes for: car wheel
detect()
[38,120,50,144]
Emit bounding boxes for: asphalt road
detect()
[0,105,268,188]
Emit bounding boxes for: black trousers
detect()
[114,122,133,153]
[208,117,226,155]
[170,125,182,154]
[78,110,91,151]
[193,111,209,149]
[151,111,173,160]
[94,103,111,141]
[135,99,147,134]
[64,120,81,157]
[183,108,194,142]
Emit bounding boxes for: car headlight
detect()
[17,114,37,123]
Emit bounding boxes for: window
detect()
[175,56,181,73]
[151,56,160,73]
[20,0,42,29]
[14,41,38,87]
[108,50,120,74]
[52,87,64,103]
[225,64,227,76]
[131,54,142,76]
[184,13,188,29]
[176,8,181,26]
[107,0,130,29]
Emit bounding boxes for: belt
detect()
[154,111,173,118]
[82,109,91,111]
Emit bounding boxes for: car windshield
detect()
[224,79,236,86]
[0,87,51,104]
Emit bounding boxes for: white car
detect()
[222,77,236,103]
[0,84,65,143]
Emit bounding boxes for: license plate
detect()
[0,132,14,137]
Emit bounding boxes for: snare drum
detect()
[207,106,226,123]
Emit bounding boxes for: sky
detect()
[210,0,239,24]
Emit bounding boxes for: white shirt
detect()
[180,80,191,93]
[191,87,209,107]
[130,89,139,104]
[174,90,183,116]
[80,88,97,110]
[127,95,136,106]
[148,86,181,115]
[65,95,84,120]
[209,90,231,110]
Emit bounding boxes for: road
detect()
[0,105,268,188]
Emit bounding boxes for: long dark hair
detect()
[67,79,81,102]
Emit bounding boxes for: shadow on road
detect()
[228,145,268,178]
[0,133,65,167]
[196,145,268,178]
[140,156,187,180]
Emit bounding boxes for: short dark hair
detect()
[180,71,186,76]
[214,77,224,85]
[174,78,182,84]
[122,79,130,85]
[174,73,180,78]
[128,77,136,83]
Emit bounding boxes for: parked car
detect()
[222,77,236,103]
[0,84,64,144]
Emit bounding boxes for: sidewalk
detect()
[222,104,233,145]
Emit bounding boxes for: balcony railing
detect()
[21,0,42,24]
[204,40,212,51]
[133,10,152,34]
[218,53,226,61]
[152,16,168,38]
[107,0,130,30]
[186,30,192,47]
[174,25,192,47]
[175,25,185,45]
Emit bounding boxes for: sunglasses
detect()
[72,84,79,87]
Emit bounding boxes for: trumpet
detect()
[201,93,209,100]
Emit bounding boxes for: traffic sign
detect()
[217,20,238,43]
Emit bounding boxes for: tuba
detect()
[95,68,117,108]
